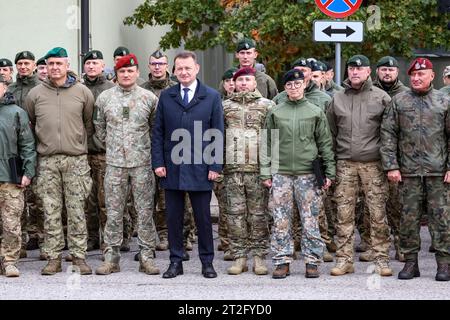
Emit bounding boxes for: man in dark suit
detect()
[152,51,224,278]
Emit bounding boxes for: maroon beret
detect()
[233,67,256,81]
[407,58,433,75]
[115,53,139,71]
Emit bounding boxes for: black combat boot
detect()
[398,255,420,280]
[435,263,450,282]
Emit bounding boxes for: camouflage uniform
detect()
[94,84,158,263]
[380,87,450,264]
[327,78,391,264]
[213,175,228,251]
[223,90,274,259]
[440,85,450,96]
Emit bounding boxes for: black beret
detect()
[236,38,256,52]
[376,56,399,68]
[291,57,311,69]
[311,61,327,72]
[113,46,130,58]
[347,55,370,67]
[282,69,305,85]
[15,51,35,64]
[83,50,104,64]
[36,57,46,66]
[0,58,13,67]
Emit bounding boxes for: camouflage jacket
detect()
[380,86,450,177]
[273,81,331,112]
[140,73,177,98]
[373,77,409,98]
[94,84,158,168]
[7,73,40,108]
[440,85,450,96]
[223,90,275,173]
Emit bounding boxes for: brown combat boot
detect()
[253,256,268,275]
[272,264,290,279]
[305,263,319,278]
[72,257,93,275]
[139,259,160,275]
[330,258,354,276]
[95,262,120,275]
[227,257,248,275]
[41,258,62,275]
[359,249,375,262]
[374,258,393,276]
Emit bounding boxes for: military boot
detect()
[355,241,369,253]
[95,262,120,275]
[305,263,319,278]
[156,239,169,251]
[327,241,337,253]
[41,258,62,275]
[435,263,450,282]
[139,259,160,275]
[19,248,27,259]
[359,249,375,262]
[272,264,290,279]
[72,257,93,275]
[4,264,20,277]
[398,257,420,280]
[330,258,354,276]
[227,257,248,275]
[374,258,393,276]
[253,256,268,275]
[323,248,334,262]
[223,250,234,261]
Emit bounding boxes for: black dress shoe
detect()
[202,263,217,278]
[183,252,190,261]
[162,262,183,279]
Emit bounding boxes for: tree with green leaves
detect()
[124,0,449,77]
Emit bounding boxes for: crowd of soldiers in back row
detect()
[0,37,449,281]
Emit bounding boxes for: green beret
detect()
[0,58,13,67]
[347,55,370,67]
[236,38,256,52]
[113,46,130,58]
[15,51,35,64]
[222,67,238,80]
[36,57,46,66]
[376,56,399,68]
[44,47,68,60]
[83,50,104,64]
[291,57,311,69]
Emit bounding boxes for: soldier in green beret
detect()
[0,59,14,85]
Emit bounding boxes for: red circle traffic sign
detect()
[315,0,363,19]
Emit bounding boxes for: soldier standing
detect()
[381,58,450,281]
[36,57,48,82]
[440,65,450,95]
[327,55,392,277]
[223,67,275,275]
[94,54,160,275]
[261,69,335,279]
[0,59,14,86]
[25,47,94,275]
[0,74,36,277]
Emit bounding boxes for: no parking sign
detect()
[315,0,363,19]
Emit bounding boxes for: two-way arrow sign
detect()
[313,20,363,43]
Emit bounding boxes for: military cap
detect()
[44,47,68,60]
[347,55,370,67]
[282,69,305,85]
[291,57,311,69]
[15,51,35,64]
[36,57,47,66]
[0,58,13,67]
[0,74,6,83]
[407,57,433,75]
[376,56,399,68]
[232,67,256,81]
[311,61,327,72]
[323,61,333,71]
[113,46,130,58]
[236,38,256,52]
[442,65,450,77]
[115,53,139,70]
[150,49,165,59]
[83,50,104,64]
[222,67,238,80]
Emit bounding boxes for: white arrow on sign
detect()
[313,20,364,43]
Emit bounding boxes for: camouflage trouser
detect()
[123,191,137,242]
[36,154,92,260]
[355,185,371,247]
[86,153,106,247]
[324,184,337,238]
[0,183,24,264]
[26,181,45,246]
[334,160,390,262]
[399,177,450,264]
[103,165,156,263]
[213,176,229,250]
[225,172,269,258]
[271,174,323,265]
[386,181,401,250]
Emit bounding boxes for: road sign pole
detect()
[335,42,341,86]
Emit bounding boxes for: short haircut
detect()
[174,51,197,64]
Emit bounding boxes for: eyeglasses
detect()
[284,81,304,89]
[150,62,167,67]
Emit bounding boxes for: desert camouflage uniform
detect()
[94,84,158,263]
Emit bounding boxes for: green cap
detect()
[347,55,370,67]
[44,47,68,60]
[311,61,327,72]
[222,67,238,80]
[376,56,399,68]
[15,51,35,64]
[83,50,104,64]
[0,58,13,67]
[36,57,46,66]
[236,38,256,52]
[113,46,130,58]
[291,57,311,69]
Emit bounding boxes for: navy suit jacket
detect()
[151,80,224,191]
